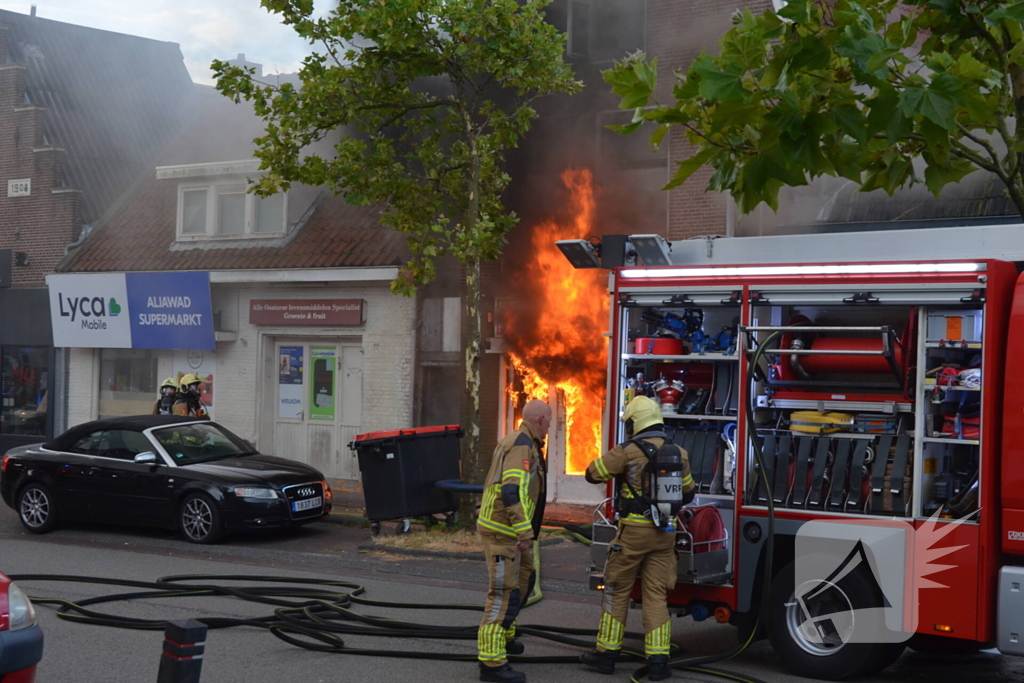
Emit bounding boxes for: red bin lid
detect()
[352,424,462,442]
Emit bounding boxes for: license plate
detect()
[292,496,322,512]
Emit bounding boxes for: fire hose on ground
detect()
[9,333,782,683]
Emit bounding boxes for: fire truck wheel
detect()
[766,560,905,680]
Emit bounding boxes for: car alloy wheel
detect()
[20,487,49,528]
[182,497,214,541]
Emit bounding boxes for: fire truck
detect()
[559,224,1024,679]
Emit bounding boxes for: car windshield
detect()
[150,423,253,465]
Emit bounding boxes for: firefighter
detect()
[476,399,552,683]
[152,378,179,415]
[172,374,209,419]
[580,395,695,681]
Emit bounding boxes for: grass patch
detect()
[378,527,565,553]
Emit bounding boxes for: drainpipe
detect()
[63,224,92,256]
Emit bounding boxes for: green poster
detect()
[309,346,336,420]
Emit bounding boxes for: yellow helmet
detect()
[160,377,179,390]
[621,395,663,435]
[179,373,201,388]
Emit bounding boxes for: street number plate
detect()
[292,496,322,512]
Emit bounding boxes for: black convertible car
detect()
[0,416,332,544]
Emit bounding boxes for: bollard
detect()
[157,619,207,683]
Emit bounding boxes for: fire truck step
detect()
[828,439,853,510]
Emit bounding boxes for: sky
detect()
[0,0,326,84]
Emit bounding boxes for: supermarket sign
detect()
[47,272,215,350]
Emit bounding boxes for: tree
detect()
[603,0,1024,218]
[213,0,579,527]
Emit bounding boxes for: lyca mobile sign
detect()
[47,272,215,350]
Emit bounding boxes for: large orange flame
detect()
[504,169,608,475]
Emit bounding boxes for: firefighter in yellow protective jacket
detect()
[580,396,694,681]
[476,399,552,683]
[172,374,209,419]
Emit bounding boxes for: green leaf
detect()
[899,73,961,130]
[691,54,747,102]
[833,103,868,144]
[924,159,977,197]
[664,146,715,190]
[649,125,669,149]
[954,53,990,81]
[986,2,1024,24]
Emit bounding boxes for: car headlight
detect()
[8,581,36,631]
[232,487,279,500]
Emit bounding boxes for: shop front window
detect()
[99,349,159,419]
[1,347,49,436]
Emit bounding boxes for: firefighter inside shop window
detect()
[152,378,179,416]
[173,374,210,419]
[580,395,695,681]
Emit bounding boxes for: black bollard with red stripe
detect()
[157,619,207,683]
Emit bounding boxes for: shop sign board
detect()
[278,346,304,419]
[46,272,215,350]
[309,346,336,421]
[249,299,363,326]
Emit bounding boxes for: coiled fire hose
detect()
[10,572,767,683]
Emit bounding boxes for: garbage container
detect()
[349,425,463,530]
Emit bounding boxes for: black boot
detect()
[505,639,525,655]
[579,649,619,674]
[479,663,526,683]
[647,655,671,681]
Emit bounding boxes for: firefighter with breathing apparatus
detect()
[173,374,209,419]
[580,395,694,680]
[151,378,179,415]
[476,399,552,683]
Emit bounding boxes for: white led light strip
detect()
[619,262,985,278]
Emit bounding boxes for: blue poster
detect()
[279,346,303,384]
[125,272,215,350]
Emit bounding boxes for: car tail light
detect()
[1,454,9,473]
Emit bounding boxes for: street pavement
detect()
[1,504,1021,683]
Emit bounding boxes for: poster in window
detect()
[173,349,215,420]
[278,346,304,419]
[309,346,336,421]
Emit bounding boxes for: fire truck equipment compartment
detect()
[349,425,463,524]
[927,310,983,344]
[789,411,854,434]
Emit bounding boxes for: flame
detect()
[504,169,608,475]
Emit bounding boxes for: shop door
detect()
[272,341,363,480]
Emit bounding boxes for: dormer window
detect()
[175,182,286,239]
[158,160,287,241]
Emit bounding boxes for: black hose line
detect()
[13,572,768,682]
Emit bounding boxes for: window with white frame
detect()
[176,182,287,239]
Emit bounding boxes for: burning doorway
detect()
[499,169,610,504]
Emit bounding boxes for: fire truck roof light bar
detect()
[618,262,985,278]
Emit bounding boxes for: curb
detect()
[358,537,567,561]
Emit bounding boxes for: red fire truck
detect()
[564,226,1024,680]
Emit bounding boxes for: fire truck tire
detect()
[766,560,905,680]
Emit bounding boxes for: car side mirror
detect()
[134,452,159,465]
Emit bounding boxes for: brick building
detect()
[0,8,192,455]
[54,83,432,502]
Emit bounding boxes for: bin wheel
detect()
[370,522,382,538]
[396,519,412,535]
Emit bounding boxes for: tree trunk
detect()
[459,258,483,530]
